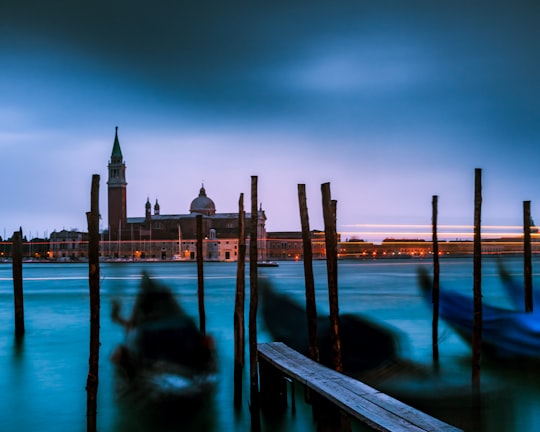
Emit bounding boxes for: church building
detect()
[105,127,267,261]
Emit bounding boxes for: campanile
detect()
[107,126,127,240]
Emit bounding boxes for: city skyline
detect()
[2,2,539,241]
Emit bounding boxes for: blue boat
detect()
[496,259,540,311]
[418,266,540,362]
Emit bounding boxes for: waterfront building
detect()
[266,230,328,260]
[49,229,88,261]
[104,128,267,261]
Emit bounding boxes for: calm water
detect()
[1,257,540,431]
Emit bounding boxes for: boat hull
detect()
[111,272,217,411]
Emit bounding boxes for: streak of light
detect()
[339,231,528,238]
[342,223,524,230]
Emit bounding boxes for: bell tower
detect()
[107,126,127,241]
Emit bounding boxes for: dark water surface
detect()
[1,257,540,431]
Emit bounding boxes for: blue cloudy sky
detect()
[1,1,539,241]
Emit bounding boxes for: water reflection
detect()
[13,333,24,360]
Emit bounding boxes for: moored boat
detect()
[418,266,540,362]
[111,272,217,410]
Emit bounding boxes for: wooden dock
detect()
[258,342,462,432]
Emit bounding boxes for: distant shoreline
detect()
[0,252,532,265]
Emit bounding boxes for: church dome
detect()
[190,185,216,216]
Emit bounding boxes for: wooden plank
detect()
[258,342,462,432]
[259,343,377,395]
[340,380,458,432]
[259,344,424,430]
[310,377,426,432]
[258,344,413,431]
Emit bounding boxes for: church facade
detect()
[105,127,267,261]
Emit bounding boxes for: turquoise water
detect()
[1,257,539,431]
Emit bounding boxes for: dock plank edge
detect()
[257,342,462,432]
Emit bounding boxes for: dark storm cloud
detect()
[2,1,540,235]
[2,1,540,144]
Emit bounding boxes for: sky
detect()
[1,1,539,242]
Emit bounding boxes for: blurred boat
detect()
[259,277,397,372]
[497,259,540,311]
[418,266,540,362]
[111,272,217,409]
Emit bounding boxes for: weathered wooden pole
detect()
[298,184,319,362]
[299,184,322,423]
[234,193,246,410]
[12,228,25,336]
[472,168,482,389]
[524,200,533,313]
[249,176,260,431]
[321,183,350,431]
[321,182,342,372]
[432,195,440,368]
[86,174,100,432]
[196,214,206,336]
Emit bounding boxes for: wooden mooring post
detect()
[470,168,483,432]
[196,214,206,336]
[298,184,319,362]
[472,168,482,389]
[321,182,350,431]
[432,195,440,369]
[233,193,246,410]
[86,174,100,432]
[249,176,261,431]
[321,182,342,372]
[523,200,533,312]
[12,228,25,337]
